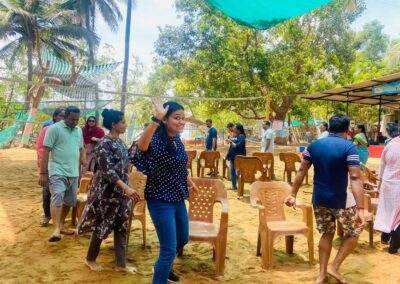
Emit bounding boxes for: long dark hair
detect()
[156,101,185,155]
[235,123,246,137]
[357,124,369,146]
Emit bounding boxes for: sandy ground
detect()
[0,148,399,284]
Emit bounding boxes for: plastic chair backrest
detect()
[189,178,226,223]
[78,177,92,194]
[279,152,301,172]
[250,181,291,222]
[186,150,197,168]
[234,155,263,182]
[129,170,147,200]
[252,152,274,168]
[199,151,220,168]
[362,166,379,184]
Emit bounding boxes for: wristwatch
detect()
[151,116,162,125]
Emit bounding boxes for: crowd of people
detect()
[34,103,400,284]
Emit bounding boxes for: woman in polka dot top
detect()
[134,99,197,284]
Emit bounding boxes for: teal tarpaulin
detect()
[205,0,333,30]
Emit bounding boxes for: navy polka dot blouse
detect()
[133,129,189,203]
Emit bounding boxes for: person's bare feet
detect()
[315,275,328,284]
[85,259,103,271]
[327,264,347,284]
[115,265,137,274]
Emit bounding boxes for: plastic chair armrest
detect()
[297,203,313,228]
[217,198,229,213]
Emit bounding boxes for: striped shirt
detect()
[303,133,359,209]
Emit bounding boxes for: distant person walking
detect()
[374,135,400,254]
[81,116,105,173]
[285,115,365,284]
[318,122,329,139]
[36,108,65,226]
[39,106,85,242]
[78,109,140,273]
[353,124,369,165]
[261,120,274,153]
[226,124,246,191]
[205,119,217,151]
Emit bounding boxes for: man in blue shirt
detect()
[205,119,218,176]
[205,119,217,151]
[285,115,365,284]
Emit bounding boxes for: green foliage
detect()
[151,0,368,122]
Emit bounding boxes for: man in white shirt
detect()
[261,121,275,153]
[318,122,329,139]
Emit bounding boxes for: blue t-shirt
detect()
[303,133,360,209]
[206,127,218,150]
[226,134,246,161]
[133,130,189,203]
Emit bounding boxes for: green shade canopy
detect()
[205,0,333,30]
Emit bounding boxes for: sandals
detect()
[48,235,61,242]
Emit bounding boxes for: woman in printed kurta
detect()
[374,136,400,254]
[77,109,140,272]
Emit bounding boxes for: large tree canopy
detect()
[152,0,366,120]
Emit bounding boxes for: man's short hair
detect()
[65,106,80,117]
[263,120,271,126]
[329,115,350,133]
[206,119,212,124]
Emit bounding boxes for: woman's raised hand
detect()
[152,98,169,120]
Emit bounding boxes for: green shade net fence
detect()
[0,112,28,149]
[205,0,333,30]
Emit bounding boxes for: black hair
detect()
[321,122,328,129]
[101,109,124,130]
[263,120,271,127]
[157,101,185,155]
[206,119,212,124]
[86,115,96,123]
[226,122,234,129]
[164,101,184,119]
[52,108,65,122]
[65,106,80,117]
[357,124,369,146]
[328,115,350,133]
[235,123,246,137]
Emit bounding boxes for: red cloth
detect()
[82,123,105,145]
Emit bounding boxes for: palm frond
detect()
[0,37,23,59]
[96,0,121,31]
[49,37,87,57]
[45,24,100,46]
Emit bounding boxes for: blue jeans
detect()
[147,200,189,284]
[230,161,237,190]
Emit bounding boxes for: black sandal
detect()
[49,235,62,242]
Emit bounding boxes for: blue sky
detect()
[97,0,400,78]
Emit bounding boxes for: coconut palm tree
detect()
[0,0,99,107]
[60,0,122,65]
[121,0,135,112]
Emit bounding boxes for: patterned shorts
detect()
[314,206,363,237]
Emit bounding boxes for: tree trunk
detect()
[121,0,133,112]
[20,85,45,147]
[25,40,34,111]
